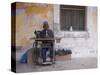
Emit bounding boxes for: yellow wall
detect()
[15,3,53,49]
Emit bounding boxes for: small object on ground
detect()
[20,52,27,64]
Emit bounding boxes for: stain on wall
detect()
[15,2,54,49]
[92,7,97,32]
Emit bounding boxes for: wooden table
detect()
[30,37,61,43]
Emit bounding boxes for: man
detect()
[40,21,54,64]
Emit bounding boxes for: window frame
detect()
[60,5,87,31]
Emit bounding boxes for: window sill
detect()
[55,31,89,38]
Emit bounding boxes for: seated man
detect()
[40,21,54,64]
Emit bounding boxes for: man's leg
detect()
[41,48,47,62]
[49,47,54,62]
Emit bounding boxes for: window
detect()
[60,5,86,31]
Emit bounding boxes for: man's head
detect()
[43,21,49,29]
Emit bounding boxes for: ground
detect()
[16,57,97,73]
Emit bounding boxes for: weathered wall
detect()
[54,5,97,58]
[15,2,54,61]
[15,3,97,61]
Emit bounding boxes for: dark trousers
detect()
[41,47,53,62]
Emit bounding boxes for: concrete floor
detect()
[16,57,97,73]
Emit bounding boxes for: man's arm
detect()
[49,29,54,38]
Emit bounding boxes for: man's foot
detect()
[42,62,47,65]
[42,62,53,65]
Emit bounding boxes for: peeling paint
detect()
[15,3,53,49]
